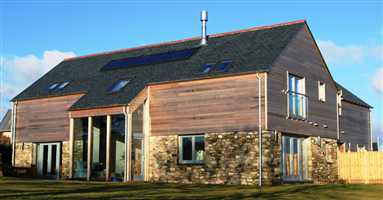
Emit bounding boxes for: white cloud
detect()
[372,68,383,94]
[0,50,76,116]
[317,40,382,65]
[3,50,76,82]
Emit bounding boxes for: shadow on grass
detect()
[0,179,381,200]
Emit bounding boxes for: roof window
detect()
[108,80,130,93]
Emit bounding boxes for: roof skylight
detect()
[201,60,233,74]
[48,81,70,91]
[57,81,70,90]
[48,83,59,90]
[108,80,130,93]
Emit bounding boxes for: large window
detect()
[73,118,88,179]
[91,116,107,180]
[132,104,144,180]
[179,135,205,164]
[288,74,307,119]
[110,114,125,181]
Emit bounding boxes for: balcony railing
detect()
[287,91,308,120]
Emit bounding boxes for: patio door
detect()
[282,136,303,181]
[37,142,61,179]
[132,133,144,181]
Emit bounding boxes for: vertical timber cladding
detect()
[339,101,371,151]
[150,73,267,136]
[15,94,83,142]
[268,24,338,139]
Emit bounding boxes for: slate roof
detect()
[0,109,11,132]
[336,82,372,108]
[12,20,306,110]
[12,19,371,111]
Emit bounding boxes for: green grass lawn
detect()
[0,177,381,200]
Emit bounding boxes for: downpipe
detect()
[256,73,262,187]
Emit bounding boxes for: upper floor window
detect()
[288,74,307,119]
[108,80,130,93]
[318,81,326,102]
[179,135,205,164]
[48,81,70,91]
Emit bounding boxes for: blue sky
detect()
[0,0,382,142]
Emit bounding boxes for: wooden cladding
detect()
[70,106,124,118]
[150,73,266,136]
[268,25,338,139]
[16,94,83,142]
[339,101,370,151]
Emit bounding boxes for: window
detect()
[200,60,232,74]
[179,135,205,164]
[57,81,70,90]
[288,74,307,119]
[108,80,130,93]
[318,81,326,102]
[48,83,59,90]
[201,63,214,73]
[48,81,70,91]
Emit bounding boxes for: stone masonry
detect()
[149,131,338,185]
[149,131,281,185]
[309,137,338,183]
[15,142,33,168]
[14,141,71,179]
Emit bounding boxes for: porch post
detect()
[87,116,93,181]
[126,107,133,182]
[69,117,74,179]
[105,115,111,181]
[123,107,128,182]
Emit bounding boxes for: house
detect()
[0,110,12,144]
[10,14,372,184]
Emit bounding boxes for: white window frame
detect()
[318,81,326,102]
[287,73,307,119]
[179,135,205,164]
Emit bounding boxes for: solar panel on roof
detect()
[101,48,197,71]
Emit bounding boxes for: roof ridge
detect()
[64,19,306,61]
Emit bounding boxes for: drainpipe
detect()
[11,101,17,167]
[256,73,262,187]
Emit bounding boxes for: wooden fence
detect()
[338,151,383,184]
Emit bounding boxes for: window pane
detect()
[108,80,130,93]
[110,114,125,180]
[195,136,205,161]
[289,75,294,91]
[91,116,107,180]
[73,118,88,179]
[182,137,193,161]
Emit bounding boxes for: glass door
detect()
[282,136,303,181]
[132,133,144,181]
[36,142,61,179]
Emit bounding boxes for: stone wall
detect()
[14,141,71,179]
[14,142,33,168]
[309,137,338,183]
[61,141,70,179]
[149,131,281,185]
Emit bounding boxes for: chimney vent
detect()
[200,10,208,45]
